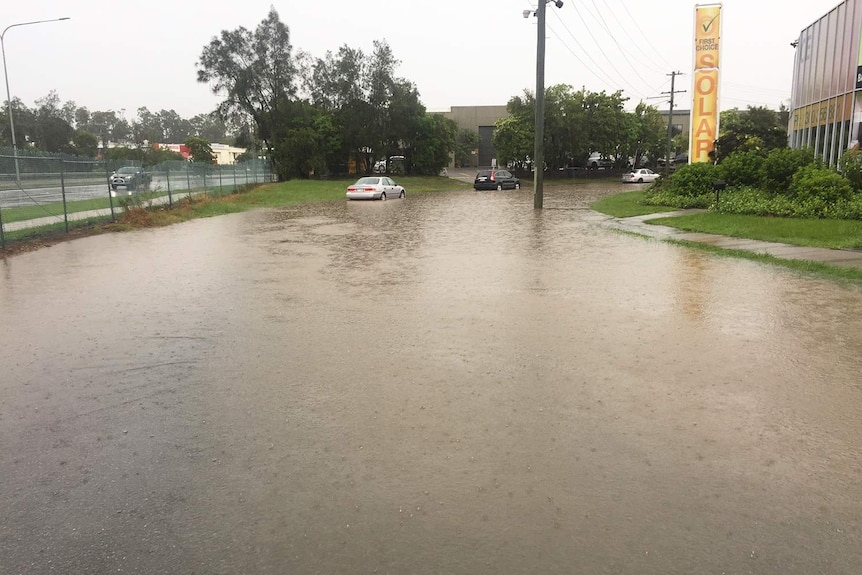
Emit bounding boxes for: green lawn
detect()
[591,190,862,250]
[648,213,862,249]
[190,176,468,212]
[590,190,677,217]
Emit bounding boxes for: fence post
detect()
[203,165,207,197]
[233,163,237,192]
[218,165,223,195]
[106,161,116,221]
[166,163,172,207]
[61,160,69,233]
[186,163,192,200]
[0,198,5,248]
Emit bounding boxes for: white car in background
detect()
[621,168,661,183]
[346,176,405,201]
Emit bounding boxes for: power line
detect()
[582,0,666,79]
[549,7,650,99]
[612,0,674,71]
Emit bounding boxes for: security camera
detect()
[523,9,532,18]
[555,0,564,7]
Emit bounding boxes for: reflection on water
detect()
[1,182,861,574]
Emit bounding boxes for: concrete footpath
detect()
[601,209,862,270]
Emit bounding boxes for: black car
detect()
[473,169,520,190]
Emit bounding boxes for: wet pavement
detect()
[1,182,861,574]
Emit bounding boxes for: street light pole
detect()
[1,17,70,182]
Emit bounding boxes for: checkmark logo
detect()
[702,14,719,33]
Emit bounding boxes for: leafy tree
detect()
[133,106,163,145]
[197,7,298,174]
[0,97,35,148]
[69,130,99,157]
[184,136,215,163]
[190,113,228,143]
[715,105,788,159]
[622,102,665,167]
[35,116,74,153]
[409,115,456,175]
[455,128,480,167]
[157,109,193,143]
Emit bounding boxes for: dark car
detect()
[109,166,152,194]
[473,169,520,190]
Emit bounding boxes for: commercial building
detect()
[438,105,508,167]
[789,0,862,164]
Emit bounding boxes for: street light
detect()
[529,1,563,209]
[1,17,71,182]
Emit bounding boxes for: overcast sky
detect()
[1,0,838,121]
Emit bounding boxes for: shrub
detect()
[789,164,853,207]
[760,147,816,195]
[838,149,862,193]
[663,162,721,197]
[718,151,765,188]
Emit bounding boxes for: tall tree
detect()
[197,7,298,168]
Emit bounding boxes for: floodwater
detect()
[1,182,861,574]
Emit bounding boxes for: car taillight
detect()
[490,172,495,182]
[364,187,375,191]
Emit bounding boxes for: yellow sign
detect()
[691,69,719,162]
[690,4,721,163]
[694,5,721,69]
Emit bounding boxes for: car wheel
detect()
[515,182,521,190]
[637,178,643,183]
[496,184,503,191]
[380,192,386,201]
[399,190,405,199]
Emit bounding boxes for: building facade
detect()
[789,0,862,165]
[438,106,509,168]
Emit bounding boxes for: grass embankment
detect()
[116,176,466,225]
[592,189,862,281]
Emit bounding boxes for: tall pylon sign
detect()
[690,4,722,163]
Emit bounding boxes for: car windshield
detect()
[355,177,380,185]
[117,167,138,174]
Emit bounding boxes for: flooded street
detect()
[1,182,861,574]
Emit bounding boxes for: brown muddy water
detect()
[1,183,861,574]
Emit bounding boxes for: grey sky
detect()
[2,0,835,122]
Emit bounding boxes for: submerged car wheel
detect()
[496,183,503,191]
[380,192,386,201]
[515,183,521,190]
[399,190,405,199]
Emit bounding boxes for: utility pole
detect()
[663,71,685,177]
[533,0,548,209]
[529,0,564,210]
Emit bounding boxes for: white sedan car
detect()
[621,168,660,184]
[346,176,406,201]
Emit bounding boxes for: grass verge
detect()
[593,189,862,281]
[590,190,676,217]
[647,213,862,250]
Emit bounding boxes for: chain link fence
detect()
[0,150,273,247]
